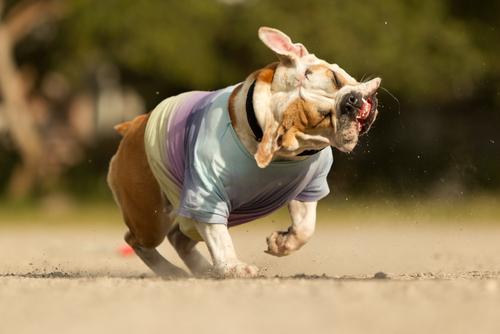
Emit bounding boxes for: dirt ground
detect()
[1,217,500,334]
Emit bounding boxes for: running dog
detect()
[108,27,381,278]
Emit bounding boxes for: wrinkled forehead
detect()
[328,63,357,84]
[301,54,358,84]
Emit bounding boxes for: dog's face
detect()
[253,28,381,168]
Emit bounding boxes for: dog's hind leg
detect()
[108,113,188,278]
[124,231,189,278]
[109,169,188,278]
[167,222,213,276]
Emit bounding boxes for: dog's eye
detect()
[331,71,343,88]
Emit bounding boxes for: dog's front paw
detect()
[264,230,290,257]
[213,261,259,278]
[265,229,304,257]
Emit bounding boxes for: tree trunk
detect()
[0,0,65,198]
[0,26,44,198]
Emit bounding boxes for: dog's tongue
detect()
[357,100,372,131]
[358,100,372,120]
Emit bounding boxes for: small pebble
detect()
[374,272,388,279]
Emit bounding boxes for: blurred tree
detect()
[1,0,499,198]
[0,0,65,198]
[51,0,492,104]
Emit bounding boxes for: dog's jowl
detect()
[108,27,381,278]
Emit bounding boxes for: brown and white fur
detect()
[108,27,381,278]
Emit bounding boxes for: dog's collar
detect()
[245,80,324,157]
[246,80,264,143]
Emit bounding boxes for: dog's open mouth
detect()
[357,94,378,134]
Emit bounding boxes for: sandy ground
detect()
[1,219,500,334]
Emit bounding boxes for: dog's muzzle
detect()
[340,91,378,135]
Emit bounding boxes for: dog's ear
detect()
[254,119,281,168]
[258,27,309,63]
[254,111,302,168]
[251,64,281,168]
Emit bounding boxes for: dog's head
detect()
[252,27,381,168]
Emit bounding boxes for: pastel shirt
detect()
[146,85,333,228]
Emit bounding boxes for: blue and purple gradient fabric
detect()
[145,84,333,228]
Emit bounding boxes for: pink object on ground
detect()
[119,243,135,256]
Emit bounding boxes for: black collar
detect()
[245,80,324,157]
[245,80,263,142]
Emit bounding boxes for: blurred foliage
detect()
[45,0,499,104]
[3,0,500,200]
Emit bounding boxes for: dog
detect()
[108,27,381,278]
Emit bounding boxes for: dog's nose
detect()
[341,92,363,115]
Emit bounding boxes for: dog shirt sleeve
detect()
[294,147,333,202]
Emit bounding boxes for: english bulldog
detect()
[108,27,381,278]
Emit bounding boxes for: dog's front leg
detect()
[193,221,258,277]
[265,200,317,257]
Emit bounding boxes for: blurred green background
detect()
[0,0,499,219]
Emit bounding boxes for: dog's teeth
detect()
[362,98,367,103]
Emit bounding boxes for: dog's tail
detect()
[114,122,132,136]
